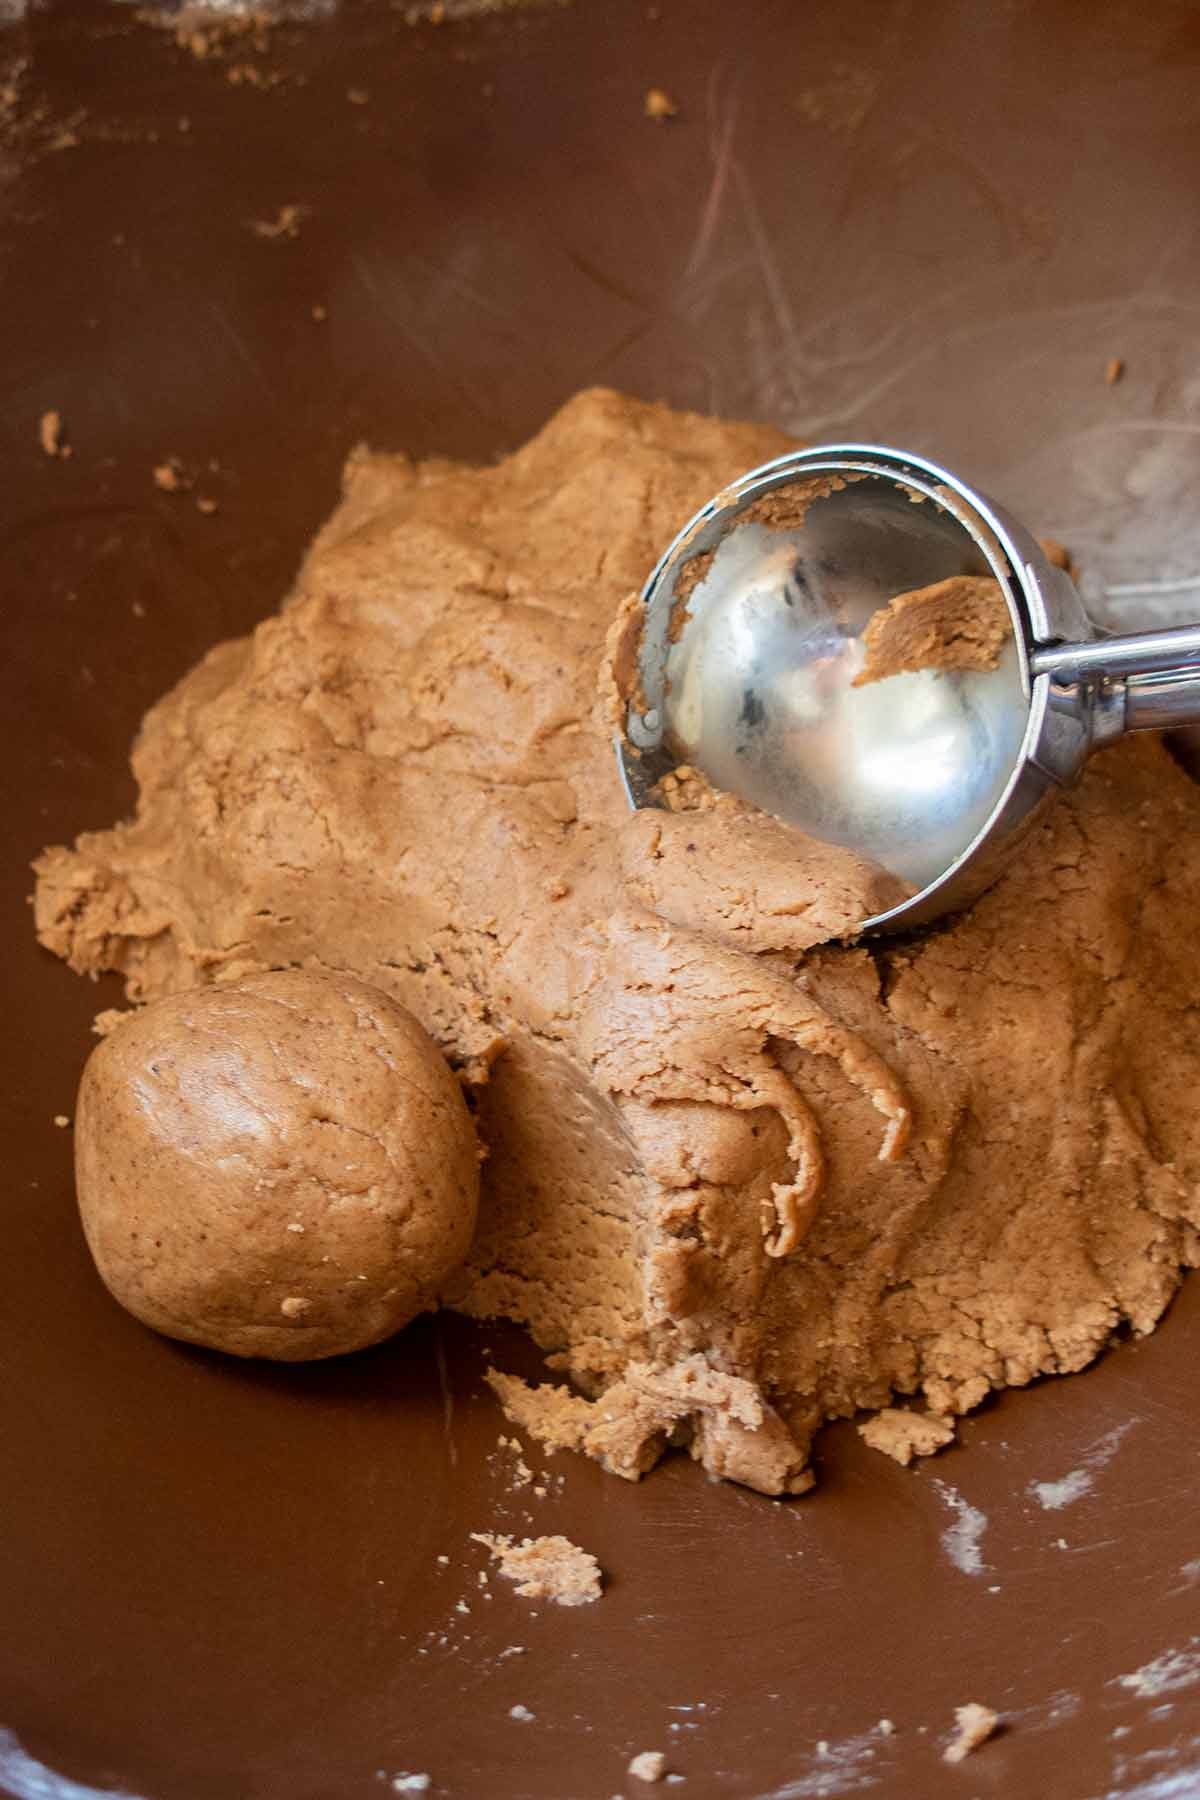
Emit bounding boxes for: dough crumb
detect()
[858,1407,955,1465]
[509,1703,535,1722]
[644,87,677,122]
[153,459,188,493]
[878,1718,895,1736]
[250,203,304,241]
[1105,356,1125,385]
[226,61,284,91]
[471,1532,603,1606]
[195,495,218,515]
[942,1702,999,1763]
[53,1114,70,1129]
[39,410,70,458]
[629,1750,668,1782]
[390,1777,430,1794]
[171,7,271,61]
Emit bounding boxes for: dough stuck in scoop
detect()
[74,970,480,1360]
[852,574,1012,687]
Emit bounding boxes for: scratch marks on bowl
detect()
[0,1730,150,1800]
[931,1479,989,1576]
[1028,1420,1138,1513]
[1116,1642,1200,1700]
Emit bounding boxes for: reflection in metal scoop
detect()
[614,446,1200,932]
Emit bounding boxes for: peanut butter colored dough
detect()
[471,1532,603,1605]
[35,389,1200,1493]
[857,1407,955,1466]
[73,971,480,1359]
[852,574,1012,687]
[943,1702,1000,1763]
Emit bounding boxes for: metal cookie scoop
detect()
[613,445,1200,932]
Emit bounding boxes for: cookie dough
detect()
[852,574,1011,687]
[471,1533,603,1605]
[35,388,1200,1491]
[73,970,479,1359]
[943,1702,999,1763]
[857,1407,956,1466]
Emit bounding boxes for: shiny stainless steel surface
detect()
[615,448,1200,931]
[1032,623,1200,736]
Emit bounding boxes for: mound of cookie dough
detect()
[35,388,1200,1491]
[74,970,479,1359]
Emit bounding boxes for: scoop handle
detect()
[1031,623,1200,734]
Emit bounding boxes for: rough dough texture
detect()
[857,1407,955,1466]
[853,574,1012,687]
[471,1533,603,1605]
[73,970,479,1359]
[943,1702,999,1763]
[35,388,1200,1491]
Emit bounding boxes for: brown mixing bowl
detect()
[4,3,1200,1796]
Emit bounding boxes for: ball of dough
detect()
[74,970,480,1360]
